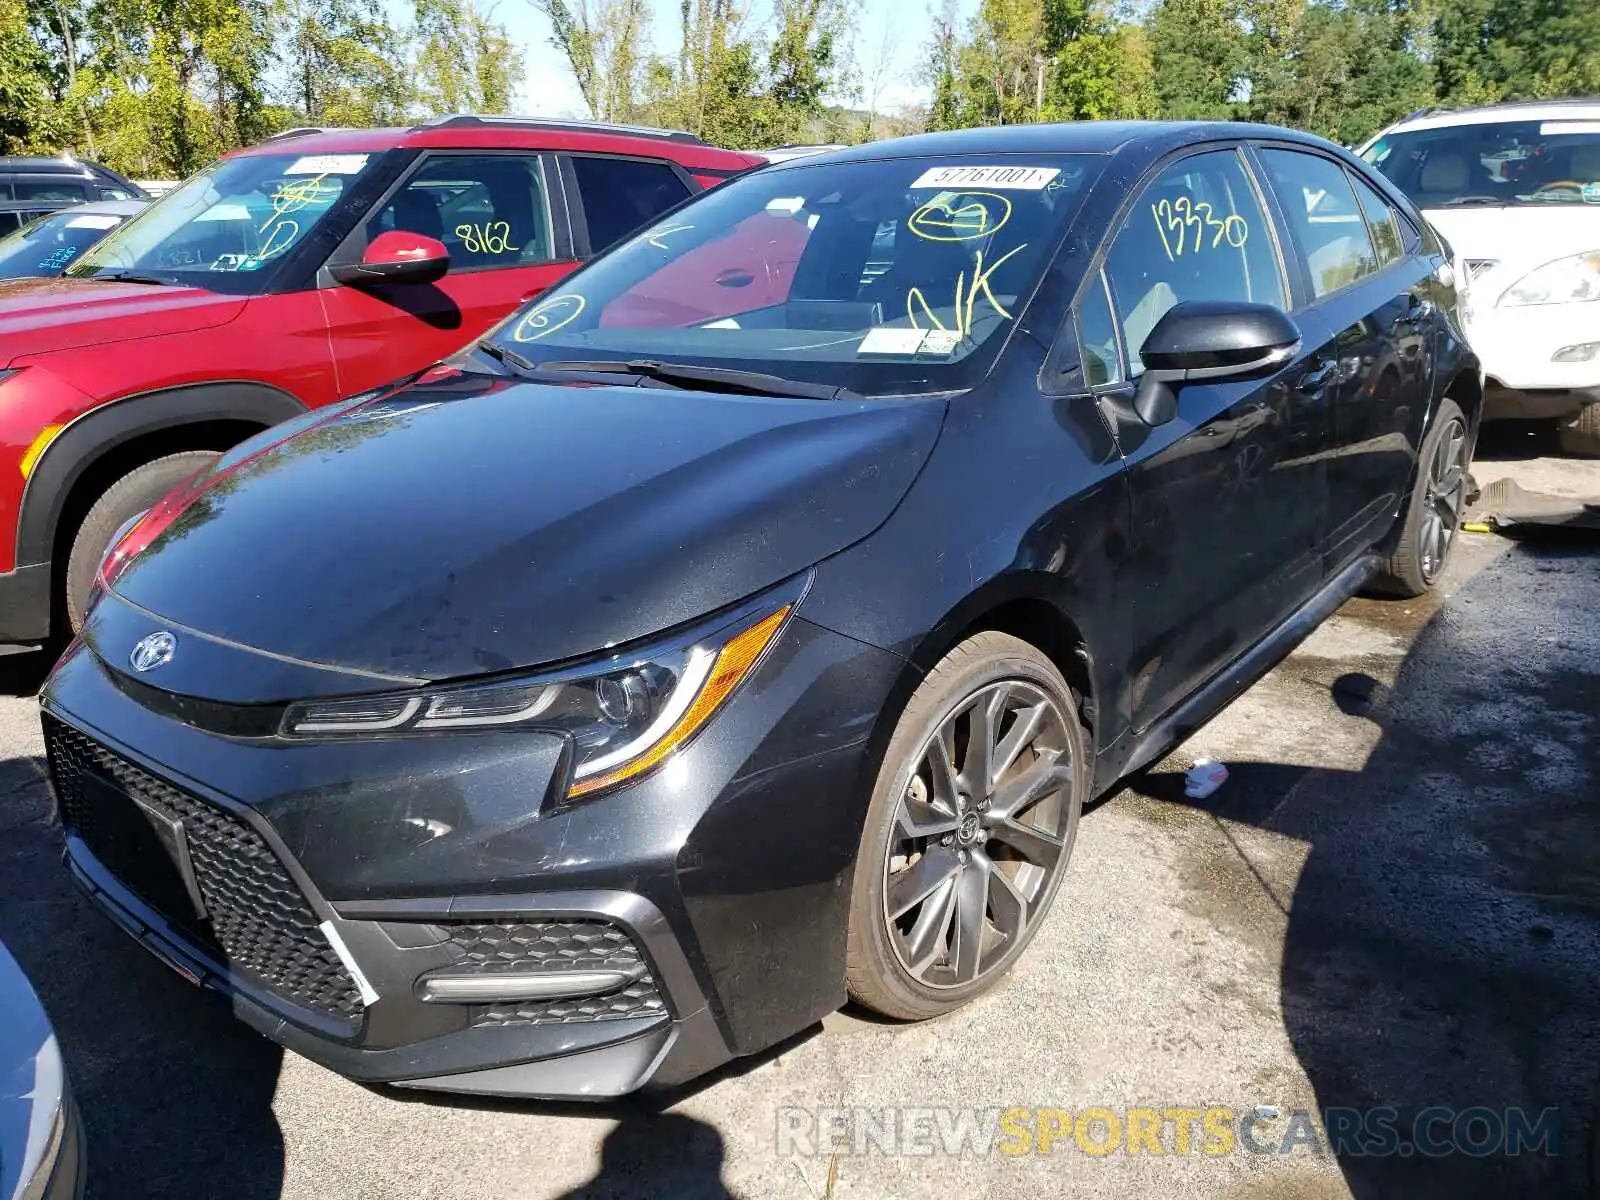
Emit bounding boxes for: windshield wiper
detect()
[474,339,540,375]
[534,358,863,402]
[86,269,177,285]
[1435,196,1505,208]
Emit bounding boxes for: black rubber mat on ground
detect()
[1466,477,1600,536]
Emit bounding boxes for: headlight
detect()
[281,592,797,798]
[1498,251,1600,307]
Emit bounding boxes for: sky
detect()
[479,0,973,121]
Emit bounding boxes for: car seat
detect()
[1567,142,1600,183]
[481,164,541,263]
[1418,151,1468,194]
[387,189,444,242]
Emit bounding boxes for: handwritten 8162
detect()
[455,222,519,255]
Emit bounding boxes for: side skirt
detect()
[1114,552,1380,783]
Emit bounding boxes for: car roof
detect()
[1385,98,1600,133]
[230,117,765,172]
[769,121,1338,168]
[0,157,105,176]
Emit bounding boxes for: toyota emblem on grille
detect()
[130,631,177,672]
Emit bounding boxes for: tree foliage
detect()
[928,0,1598,145]
[0,0,521,175]
[0,0,1595,177]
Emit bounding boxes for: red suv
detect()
[0,117,763,645]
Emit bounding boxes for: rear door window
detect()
[14,179,88,203]
[570,156,692,254]
[1258,148,1379,300]
[1102,149,1285,373]
[1348,171,1406,268]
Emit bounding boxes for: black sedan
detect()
[41,121,1478,1098]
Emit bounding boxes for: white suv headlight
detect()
[1498,251,1600,307]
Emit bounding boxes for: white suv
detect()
[1360,100,1600,455]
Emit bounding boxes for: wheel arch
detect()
[1442,366,1484,431]
[894,573,1105,758]
[15,380,306,575]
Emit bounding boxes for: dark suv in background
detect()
[0,118,763,648]
[0,156,145,235]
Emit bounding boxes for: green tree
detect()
[1147,0,1244,119]
[0,0,70,151]
[414,0,522,114]
[280,0,411,126]
[923,0,963,130]
[1041,0,1157,120]
[533,0,650,121]
[1433,0,1600,101]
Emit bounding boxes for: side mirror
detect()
[1133,301,1300,426]
[331,230,450,287]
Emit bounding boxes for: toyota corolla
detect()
[41,121,1478,1099]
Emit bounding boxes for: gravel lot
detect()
[1,423,1595,1200]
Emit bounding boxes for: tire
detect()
[64,451,219,633]
[1556,401,1600,458]
[1369,398,1469,599]
[845,631,1088,1021]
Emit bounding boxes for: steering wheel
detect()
[1533,180,1586,194]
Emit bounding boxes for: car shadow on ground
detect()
[1131,537,1599,1197]
[0,736,288,1199]
[0,645,56,698]
[1473,417,1563,461]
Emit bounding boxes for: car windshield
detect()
[484,153,1102,395]
[0,209,130,278]
[66,151,373,291]
[1363,118,1600,208]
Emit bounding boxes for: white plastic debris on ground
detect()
[1184,757,1229,799]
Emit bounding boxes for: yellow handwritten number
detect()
[1150,196,1248,261]
[455,221,519,255]
[512,293,585,342]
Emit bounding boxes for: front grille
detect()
[44,716,364,1024]
[444,920,667,1028]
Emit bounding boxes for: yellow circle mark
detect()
[512,293,586,342]
[907,192,1012,242]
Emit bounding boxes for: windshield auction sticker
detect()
[858,327,929,355]
[910,165,1060,191]
[286,154,369,175]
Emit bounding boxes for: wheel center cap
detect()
[957,812,981,844]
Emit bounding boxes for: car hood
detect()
[1423,205,1600,286]
[0,276,246,363]
[108,371,946,686]
[0,940,66,1200]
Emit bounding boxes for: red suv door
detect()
[318,151,577,396]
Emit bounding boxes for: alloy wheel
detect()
[1420,415,1468,582]
[882,680,1075,989]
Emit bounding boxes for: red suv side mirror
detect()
[331,230,450,286]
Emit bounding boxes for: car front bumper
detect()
[1463,302,1600,419]
[40,615,906,1098]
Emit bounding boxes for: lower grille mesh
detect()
[45,716,364,1024]
[445,921,667,1027]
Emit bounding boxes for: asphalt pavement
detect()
[0,421,1595,1199]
